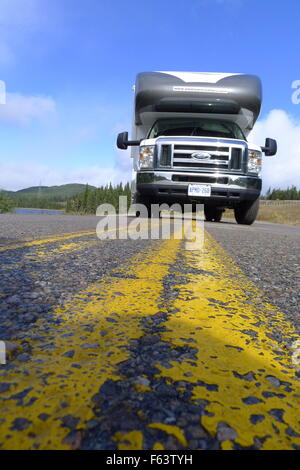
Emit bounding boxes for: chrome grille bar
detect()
[156,137,247,172]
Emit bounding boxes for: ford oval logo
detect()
[191,152,211,160]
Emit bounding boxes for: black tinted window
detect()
[148,118,245,140]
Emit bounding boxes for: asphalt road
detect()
[206,219,300,329]
[0,213,300,450]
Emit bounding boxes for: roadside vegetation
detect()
[225,201,300,226]
[256,204,300,225]
[1,183,131,213]
[263,186,300,200]
[3,182,299,225]
[0,191,14,213]
[66,183,131,214]
[67,184,300,225]
[3,184,96,211]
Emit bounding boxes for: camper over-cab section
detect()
[117,71,277,225]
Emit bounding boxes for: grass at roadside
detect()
[225,203,300,226]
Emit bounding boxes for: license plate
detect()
[188,184,211,197]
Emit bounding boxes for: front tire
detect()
[204,206,223,222]
[133,193,152,218]
[234,198,259,225]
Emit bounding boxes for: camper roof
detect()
[134,71,262,136]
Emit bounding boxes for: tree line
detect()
[0,191,15,213]
[66,183,132,214]
[264,186,300,200]
[0,191,66,211]
[0,184,132,213]
[68,184,300,214]
[2,184,299,214]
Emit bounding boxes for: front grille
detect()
[163,142,244,171]
[160,144,172,166]
[231,148,242,170]
[174,145,229,161]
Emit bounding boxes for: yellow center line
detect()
[25,241,99,261]
[0,235,181,450]
[0,221,161,259]
[2,221,299,450]
[155,229,300,450]
[0,230,97,253]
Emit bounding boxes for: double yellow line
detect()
[0,230,96,253]
[156,232,300,450]
[1,226,300,450]
[0,233,181,450]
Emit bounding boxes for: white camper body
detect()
[118,71,277,225]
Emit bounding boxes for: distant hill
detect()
[3,184,97,200]
[0,184,98,210]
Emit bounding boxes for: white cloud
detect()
[2,109,299,193]
[0,93,56,125]
[116,149,132,171]
[0,156,132,192]
[248,110,300,192]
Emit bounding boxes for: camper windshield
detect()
[148,118,246,140]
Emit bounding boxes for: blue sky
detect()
[0,0,299,190]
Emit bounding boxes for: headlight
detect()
[248,150,262,174]
[139,146,155,169]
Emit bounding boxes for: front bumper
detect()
[136,171,261,207]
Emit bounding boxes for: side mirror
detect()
[117,132,129,150]
[262,138,277,156]
[117,132,141,150]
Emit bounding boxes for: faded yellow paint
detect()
[155,229,300,450]
[0,230,96,252]
[134,384,152,393]
[27,241,98,260]
[148,423,187,447]
[153,442,165,450]
[0,217,165,254]
[0,237,181,450]
[3,222,161,263]
[113,431,144,450]
[2,221,300,450]
[221,440,234,450]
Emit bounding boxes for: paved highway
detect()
[0,213,299,450]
